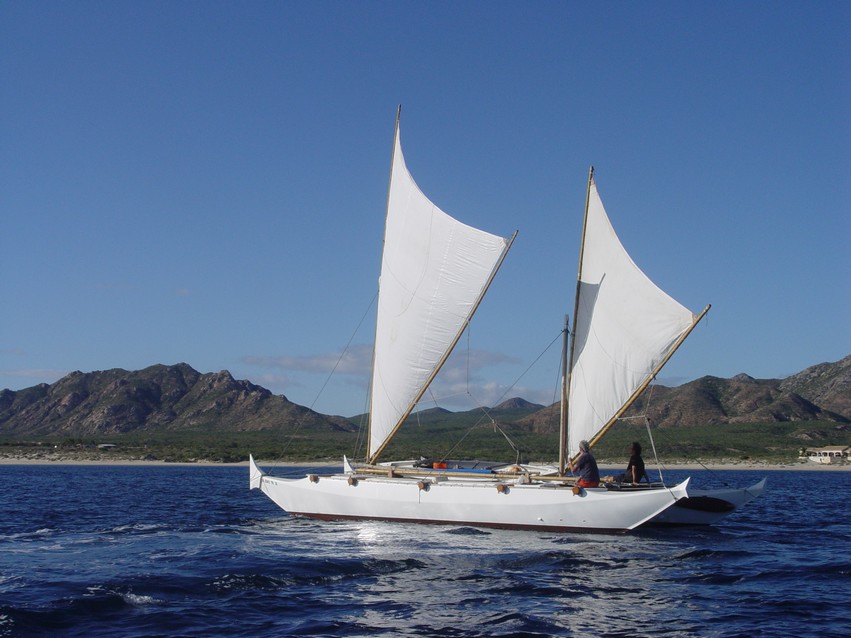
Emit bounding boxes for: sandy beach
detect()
[0,454,848,471]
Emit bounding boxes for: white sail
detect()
[368,128,512,461]
[567,178,696,459]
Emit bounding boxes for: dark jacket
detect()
[575,451,600,483]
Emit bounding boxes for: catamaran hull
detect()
[249,457,689,533]
[646,478,766,526]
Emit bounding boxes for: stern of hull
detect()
[249,455,264,490]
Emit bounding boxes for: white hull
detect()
[647,478,766,526]
[249,457,689,533]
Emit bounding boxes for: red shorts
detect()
[577,479,600,488]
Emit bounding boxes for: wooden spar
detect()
[367,229,519,465]
[366,105,402,461]
[583,303,712,457]
[558,315,569,475]
[561,166,594,475]
[353,465,578,483]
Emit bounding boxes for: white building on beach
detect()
[800,446,850,464]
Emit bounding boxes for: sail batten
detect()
[566,178,701,460]
[367,125,514,462]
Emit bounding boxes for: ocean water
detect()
[0,464,848,638]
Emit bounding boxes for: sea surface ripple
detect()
[1,465,848,637]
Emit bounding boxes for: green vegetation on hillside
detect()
[381,419,844,464]
[588,420,842,463]
[2,419,844,464]
[0,430,360,464]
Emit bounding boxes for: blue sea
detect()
[1,464,848,638]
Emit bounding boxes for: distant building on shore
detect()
[799,446,849,464]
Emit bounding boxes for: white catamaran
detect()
[249,112,759,532]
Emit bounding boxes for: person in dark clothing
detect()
[570,440,600,487]
[622,441,648,484]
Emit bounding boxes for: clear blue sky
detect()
[2,1,849,417]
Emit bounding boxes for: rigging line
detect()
[638,382,734,487]
[425,384,440,407]
[439,430,470,462]
[606,383,665,485]
[271,292,377,468]
[634,384,682,487]
[309,290,378,411]
[620,383,683,487]
[434,394,508,462]
[351,391,371,461]
[493,329,565,407]
[422,388,497,464]
[443,327,567,421]
[546,327,567,434]
[407,328,566,464]
[443,418,523,465]
[479,330,568,455]
[439,417,496,462]
[442,329,566,461]
[641,384,665,485]
[492,421,522,464]
[644,416,665,487]
[433,404,495,462]
[655,427,729,484]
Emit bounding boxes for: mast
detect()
[558,314,569,475]
[366,105,402,462]
[560,166,594,475]
[368,229,517,464]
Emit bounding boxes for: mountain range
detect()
[0,363,355,438]
[1,356,849,439]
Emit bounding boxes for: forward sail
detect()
[566,175,701,459]
[368,124,514,462]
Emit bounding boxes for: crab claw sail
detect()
[567,176,702,459]
[368,124,514,462]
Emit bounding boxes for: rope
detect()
[445,328,565,462]
[270,292,377,468]
[631,381,736,488]
[309,291,377,411]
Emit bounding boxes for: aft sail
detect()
[566,173,707,460]
[368,123,514,462]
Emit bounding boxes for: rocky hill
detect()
[779,355,851,419]
[1,357,848,440]
[512,355,851,433]
[0,363,355,438]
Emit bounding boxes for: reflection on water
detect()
[256,517,697,636]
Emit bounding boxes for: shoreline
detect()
[0,456,848,471]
